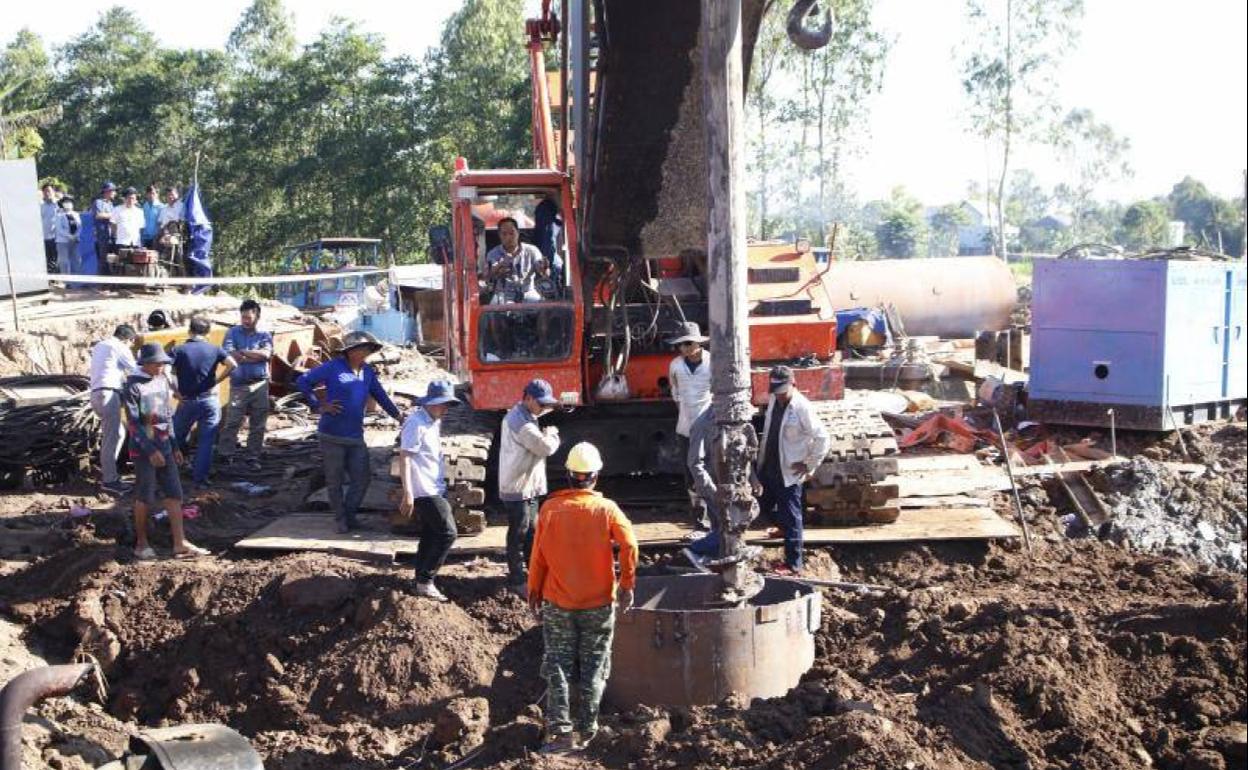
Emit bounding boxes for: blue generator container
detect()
[1028,258,1246,431]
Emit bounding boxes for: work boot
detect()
[334,520,350,535]
[415,581,449,603]
[682,547,710,573]
[539,732,576,755]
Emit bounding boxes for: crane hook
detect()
[787,0,834,50]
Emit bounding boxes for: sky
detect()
[4,0,1246,205]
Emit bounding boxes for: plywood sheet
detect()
[889,471,1012,497]
[235,507,1018,558]
[895,454,987,473]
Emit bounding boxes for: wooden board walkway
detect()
[235,507,1018,560]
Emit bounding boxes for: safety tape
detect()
[2,268,390,287]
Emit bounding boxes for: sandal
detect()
[133,546,157,561]
[173,544,211,560]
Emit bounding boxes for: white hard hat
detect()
[565,442,604,474]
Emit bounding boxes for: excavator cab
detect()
[441,167,584,410]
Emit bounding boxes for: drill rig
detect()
[431,0,897,597]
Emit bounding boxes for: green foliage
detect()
[1117,199,1170,251]
[873,187,927,258]
[1168,176,1244,255]
[11,0,533,278]
[928,203,970,256]
[746,0,888,240]
[0,29,58,159]
[959,0,1084,256]
[1051,108,1132,241]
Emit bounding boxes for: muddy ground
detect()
[0,421,1242,770]
[0,298,1244,769]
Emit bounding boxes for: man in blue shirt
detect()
[141,185,164,249]
[90,181,116,277]
[218,299,273,472]
[171,317,237,488]
[297,331,404,533]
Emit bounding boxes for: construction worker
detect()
[123,343,209,560]
[399,381,461,603]
[218,299,274,472]
[527,442,638,754]
[757,365,831,576]
[499,379,561,596]
[90,182,117,275]
[170,317,237,490]
[667,321,712,528]
[141,184,164,249]
[40,183,59,272]
[89,324,138,496]
[296,331,403,534]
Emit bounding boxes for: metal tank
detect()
[606,575,821,707]
[820,256,1017,338]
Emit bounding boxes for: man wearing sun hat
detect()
[398,380,461,602]
[498,378,562,596]
[757,365,831,576]
[297,330,404,533]
[667,321,712,528]
[123,342,210,561]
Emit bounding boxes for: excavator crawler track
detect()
[390,408,496,535]
[807,400,900,523]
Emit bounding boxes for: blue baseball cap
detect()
[419,380,460,407]
[523,378,559,406]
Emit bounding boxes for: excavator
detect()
[426,0,899,591]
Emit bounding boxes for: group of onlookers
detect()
[39,181,185,277]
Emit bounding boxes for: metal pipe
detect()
[993,410,1033,556]
[1,664,96,770]
[702,0,761,603]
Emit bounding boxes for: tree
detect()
[873,187,926,258]
[1052,108,1131,241]
[1167,176,1244,255]
[928,203,970,256]
[227,0,296,74]
[0,29,58,159]
[421,0,532,170]
[1117,199,1169,251]
[959,0,1083,258]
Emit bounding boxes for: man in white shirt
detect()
[667,322,712,528]
[157,186,185,229]
[112,187,145,248]
[399,381,461,602]
[40,184,60,272]
[89,324,139,495]
[756,366,831,576]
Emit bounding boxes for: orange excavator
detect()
[426,0,898,537]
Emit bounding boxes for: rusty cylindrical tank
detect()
[820,256,1017,338]
[606,575,821,707]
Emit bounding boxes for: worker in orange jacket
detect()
[527,442,638,754]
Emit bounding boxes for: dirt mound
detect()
[13,553,540,768]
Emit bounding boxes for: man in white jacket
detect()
[499,378,561,595]
[756,366,831,576]
[667,322,712,528]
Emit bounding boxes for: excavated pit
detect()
[607,574,820,707]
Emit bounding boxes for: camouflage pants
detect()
[541,602,615,735]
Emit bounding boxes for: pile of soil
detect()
[5,553,542,769]
[5,539,1244,770]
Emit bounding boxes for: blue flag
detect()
[184,183,214,293]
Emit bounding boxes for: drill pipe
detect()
[1,664,96,770]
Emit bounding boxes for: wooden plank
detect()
[890,471,1012,497]
[895,454,986,473]
[895,495,993,508]
[236,506,1018,557]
